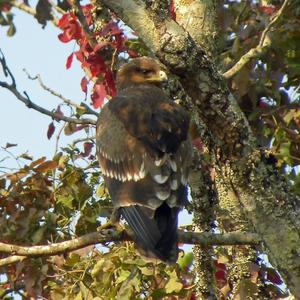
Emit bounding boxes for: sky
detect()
[0,8,87,167]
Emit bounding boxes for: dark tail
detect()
[120,203,179,263]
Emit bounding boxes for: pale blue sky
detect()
[0,8,88,166]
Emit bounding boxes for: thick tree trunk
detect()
[173,2,259,298]
[99,0,300,297]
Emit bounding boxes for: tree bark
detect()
[100,0,300,297]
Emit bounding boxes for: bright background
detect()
[0,8,85,164]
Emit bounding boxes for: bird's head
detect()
[116,57,168,91]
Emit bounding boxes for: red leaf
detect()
[82,142,94,157]
[93,41,110,52]
[82,4,93,15]
[113,34,127,52]
[66,52,74,69]
[91,82,106,109]
[80,77,88,94]
[104,69,116,97]
[58,18,82,43]
[47,122,55,140]
[82,4,93,26]
[55,105,64,118]
[1,3,11,12]
[260,5,276,15]
[192,137,204,154]
[74,50,84,62]
[215,270,226,282]
[214,261,226,271]
[170,0,176,20]
[127,49,139,58]
[100,21,123,36]
[58,32,71,43]
[85,54,106,78]
[78,37,93,55]
[58,13,71,28]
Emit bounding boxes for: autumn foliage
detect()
[0,0,300,299]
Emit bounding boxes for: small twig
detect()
[24,70,98,117]
[48,0,66,15]
[0,49,16,87]
[261,103,300,116]
[55,123,67,155]
[223,0,289,79]
[0,52,96,125]
[72,136,95,146]
[0,80,96,124]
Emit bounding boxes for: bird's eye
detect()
[139,69,152,75]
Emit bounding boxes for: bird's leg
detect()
[110,207,121,224]
[97,208,123,231]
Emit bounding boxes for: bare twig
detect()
[24,70,98,117]
[223,0,289,79]
[72,136,95,146]
[0,51,96,125]
[261,103,300,115]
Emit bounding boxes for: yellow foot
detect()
[97,221,124,232]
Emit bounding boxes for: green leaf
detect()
[115,269,131,285]
[57,194,74,209]
[151,288,167,299]
[165,270,183,294]
[79,282,93,300]
[0,178,5,189]
[116,270,140,300]
[7,24,16,37]
[65,253,80,267]
[165,278,183,294]
[138,266,153,276]
[31,227,45,243]
[178,252,194,270]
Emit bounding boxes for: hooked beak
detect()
[147,70,168,83]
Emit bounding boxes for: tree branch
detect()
[222,0,289,79]
[0,255,25,267]
[0,229,260,266]
[0,50,96,125]
[24,70,98,117]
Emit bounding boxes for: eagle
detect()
[96,57,191,263]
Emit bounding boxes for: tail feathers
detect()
[119,203,179,263]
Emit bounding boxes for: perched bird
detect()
[96,57,191,263]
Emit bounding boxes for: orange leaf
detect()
[29,157,47,169]
[34,160,58,173]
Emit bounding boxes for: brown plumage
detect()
[96,57,192,263]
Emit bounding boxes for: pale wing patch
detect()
[97,144,147,182]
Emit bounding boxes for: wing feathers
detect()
[120,204,179,263]
[96,82,192,263]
